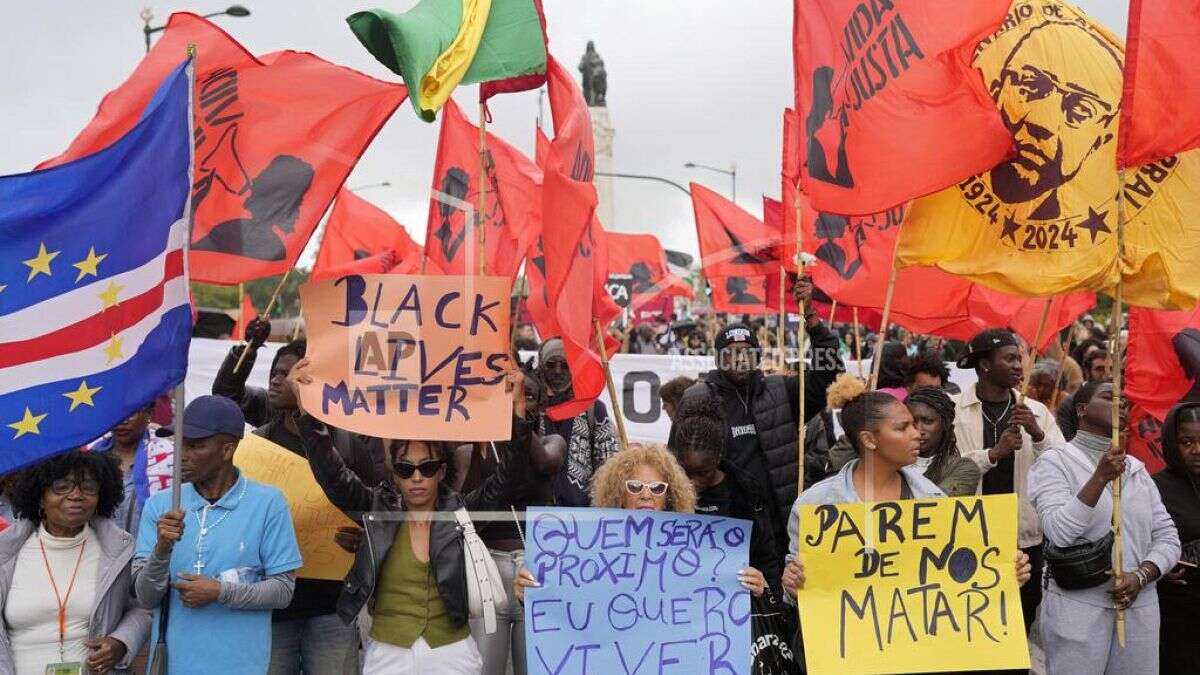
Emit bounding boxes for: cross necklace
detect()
[191,479,247,575]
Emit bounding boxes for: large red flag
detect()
[312,188,417,277]
[1118,0,1200,167]
[692,183,781,279]
[780,108,803,271]
[425,99,542,278]
[606,233,694,309]
[38,13,407,284]
[541,56,620,420]
[523,129,557,341]
[793,0,1012,214]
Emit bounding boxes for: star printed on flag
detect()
[23,242,59,282]
[97,280,123,310]
[73,246,107,282]
[8,407,47,439]
[63,380,102,412]
[103,335,124,364]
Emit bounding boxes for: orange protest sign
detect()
[298,274,513,441]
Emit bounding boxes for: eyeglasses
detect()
[393,460,445,480]
[50,478,101,496]
[624,480,669,496]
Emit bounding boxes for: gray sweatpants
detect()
[1040,591,1160,675]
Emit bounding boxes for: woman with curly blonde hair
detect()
[514,444,770,600]
[589,443,697,513]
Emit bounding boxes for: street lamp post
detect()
[594,171,691,197]
[684,161,737,202]
[142,5,251,52]
[349,181,392,192]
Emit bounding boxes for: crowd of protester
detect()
[1,280,1196,675]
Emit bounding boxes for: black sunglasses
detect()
[393,459,445,480]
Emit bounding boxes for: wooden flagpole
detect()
[829,298,838,324]
[1019,298,1054,403]
[233,267,293,374]
[1049,331,1071,410]
[478,102,489,277]
[777,268,787,371]
[595,319,630,452]
[794,185,808,492]
[868,240,901,391]
[1112,169,1128,647]
[853,307,864,379]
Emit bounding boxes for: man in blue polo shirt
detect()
[133,395,302,674]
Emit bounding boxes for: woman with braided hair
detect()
[905,386,981,497]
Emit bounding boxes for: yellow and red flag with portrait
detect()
[898,0,1200,310]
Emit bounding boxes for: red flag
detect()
[479,0,549,102]
[692,183,781,279]
[606,233,694,307]
[541,56,619,420]
[37,13,406,285]
[313,189,417,278]
[425,99,541,278]
[524,130,557,340]
[232,293,257,341]
[1126,304,1200,423]
[780,108,803,271]
[1129,404,1167,474]
[712,276,772,315]
[1118,0,1200,167]
[793,0,1012,214]
[310,249,397,282]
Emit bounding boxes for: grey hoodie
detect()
[1028,441,1180,609]
[0,518,151,675]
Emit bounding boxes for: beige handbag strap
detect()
[455,508,501,633]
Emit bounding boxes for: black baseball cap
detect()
[957,328,1020,369]
[156,395,246,440]
[715,323,759,351]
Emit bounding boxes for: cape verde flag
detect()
[0,61,193,472]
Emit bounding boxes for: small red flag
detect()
[37,13,407,285]
[793,0,1012,214]
[232,293,257,342]
[606,233,694,308]
[1128,404,1167,475]
[541,56,619,421]
[1118,0,1200,167]
[1126,304,1200,424]
[692,183,780,279]
[313,189,417,278]
[424,99,541,278]
[310,249,397,283]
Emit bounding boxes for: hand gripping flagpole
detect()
[595,319,630,452]
[231,267,293,374]
[1112,169,1128,648]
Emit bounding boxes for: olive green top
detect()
[370,521,469,648]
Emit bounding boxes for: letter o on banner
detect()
[622,371,660,423]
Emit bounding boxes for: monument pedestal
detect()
[590,106,616,230]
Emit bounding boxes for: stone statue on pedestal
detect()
[579,41,607,107]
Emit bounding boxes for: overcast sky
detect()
[0,0,1128,262]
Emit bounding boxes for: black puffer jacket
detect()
[675,320,842,531]
[719,461,785,600]
[297,414,533,625]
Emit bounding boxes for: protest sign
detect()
[524,507,752,675]
[298,274,513,441]
[233,434,356,581]
[797,494,1029,674]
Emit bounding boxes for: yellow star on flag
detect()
[63,380,102,412]
[72,247,107,283]
[104,335,124,364]
[98,281,124,310]
[23,243,60,282]
[8,407,47,439]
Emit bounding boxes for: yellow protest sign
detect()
[234,434,356,581]
[298,274,513,441]
[796,495,1028,674]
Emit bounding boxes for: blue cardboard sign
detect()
[524,507,752,675]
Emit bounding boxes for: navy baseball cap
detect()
[156,395,246,440]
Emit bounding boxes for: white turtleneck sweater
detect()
[4,524,99,674]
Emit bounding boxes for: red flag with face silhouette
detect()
[793,0,1012,214]
[606,233,694,308]
[312,189,417,277]
[541,56,620,420]
[711,276,772,315]
[693,183,781,280]
[1118,0,1200,167]
[424,99,541,278]
[37,13,408,285]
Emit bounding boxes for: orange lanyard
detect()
[38,535,87,659]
